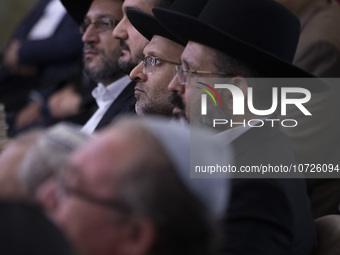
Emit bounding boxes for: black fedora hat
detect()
[154,0,326,92]
[61,0,93,24]
[126,0,209,46]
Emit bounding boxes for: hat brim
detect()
[127,9,185,46]
[154,8,327,93]
[61,0,92,24]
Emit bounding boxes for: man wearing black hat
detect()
[61,0,136,134]
[112,0,175,75]
[155,0,319,254]
[125,0,210,117]
[63,0,176,121]
[128,35,183,116]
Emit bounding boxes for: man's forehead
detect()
[181,42,200,69]
[66,139,117,185]
[144,35,184,58]
[122,0,156,14]
[143,36,168,57]
[182,41,215,68]
[86,0,123,19]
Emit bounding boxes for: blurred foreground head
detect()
[41,117,230,255]
[19,123,90,200]
[0,130,42,200]
[0,123,89,201]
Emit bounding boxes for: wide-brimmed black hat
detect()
[126,0,209,46]
[154,0,326,92]
[61,0,93,24]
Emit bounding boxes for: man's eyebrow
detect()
[125,6,143,13]
[144,50,162,58]
[182,59,196,70]
[84,14,118,21]
[97,14,117,19]
[63,164,88,187]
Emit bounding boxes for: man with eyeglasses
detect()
[128,25,183,116]
[126,0,210,117]
[39,117,229,255]
[112,0,175,75]
[154,0,320,254]
[61,0,136,134]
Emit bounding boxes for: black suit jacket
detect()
[94,81,136,131]
[221,124,317,255]
[12,0,82,66]
[0,0,82,114]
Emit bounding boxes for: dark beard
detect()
[169,91,185,111]
[117,58,137,74]
[83,46,120,83]
[117,40,144,74]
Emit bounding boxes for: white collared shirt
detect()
[81,75,131,134]
[28,0,67,40]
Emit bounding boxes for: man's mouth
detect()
[134,85,145,95]
[120,40,130,53]
[84,50,98,58]
[84,44,99,58]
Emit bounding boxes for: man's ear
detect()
[227,76,249,111]
[118,216,155,255]
[35,177,60,216]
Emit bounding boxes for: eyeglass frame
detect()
[58,171,131,214]
[80,17,120,35]
[142,56,181,75]
[174,65,234,85]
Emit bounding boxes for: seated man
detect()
[38,117,230,255]
[127,0,209,117]
[154,0,319,254]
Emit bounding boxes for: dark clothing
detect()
[95,81,136,131]
[0,0,82,115]
[221,124,317,255]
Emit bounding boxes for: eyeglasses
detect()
[174,66,233,85]
[142,56,181,75]
[80,17,120,34]
[58,173,130,214]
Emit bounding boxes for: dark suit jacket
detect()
[94,81,136,131]
[221,124,317,255]
[12,0,82,66]
[0,0,82,115]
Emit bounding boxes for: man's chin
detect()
[118,57,138,74]
[84,59,101,70]
[173,107,187,120]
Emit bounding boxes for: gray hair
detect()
[18,123,90,199]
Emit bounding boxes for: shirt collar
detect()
[92,75,131,102]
